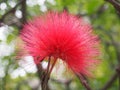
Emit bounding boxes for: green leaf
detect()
[6,34,14,44]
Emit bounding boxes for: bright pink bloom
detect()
[20,12,100,76]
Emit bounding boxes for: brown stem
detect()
[46,57,51,75]
[78,74,92,90]
[105,0,120,15]
[48,58,57,76]
[41,57,51,90]
[101,72,118,90]
[37,63,50,90]
[41,57,57,90]
[101,66,120,90]
[41,73,50,90]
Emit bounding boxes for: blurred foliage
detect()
[0,0,120,90]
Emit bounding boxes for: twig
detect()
[101,72,118,90]
[41,57,57,90]
[36,57,57,90]
[100,33,120,89]
[48,58,57,76]
[105,0,120,15]
[46,57,51,75]
[78,74,92,90]
[74,73,92,90]
[0,0,24,22]
[21,0,27,24]
[41,57,51,90]
[77,3,107,18]
[101,66,120,90]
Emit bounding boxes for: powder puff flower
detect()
[20,12,100,77]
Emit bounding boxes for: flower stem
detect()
[48,58,57,76]
[41,57,57,90]
[78,74,92,90]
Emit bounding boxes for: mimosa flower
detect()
[20,12,100,76]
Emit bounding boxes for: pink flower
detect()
[20,12,100,76]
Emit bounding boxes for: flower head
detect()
[20,12,100,76]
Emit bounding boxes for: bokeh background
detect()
[0,0,120,90]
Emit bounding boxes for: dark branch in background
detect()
[102,65,120,90]
[77,3,108,18]
[21,0,27,24]
[0,0,24,22]
[77,74,92,90]
[98,27,120,90]
[86,1,120,88]
[0,0,27,29]
[105,0,120,15]
[101,67,119,90]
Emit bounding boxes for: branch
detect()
[77,3,107,18]
[21,0,27,24]
[99,28,120,90]
[105,0,120,15]
[76,74,92,90]
[0,0,24,22]
[37,63,50,90]
[101,65,120,90]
